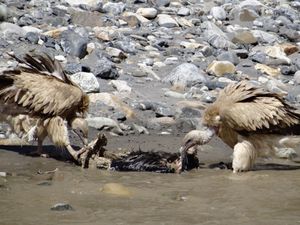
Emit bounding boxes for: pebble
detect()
[255,63,280,77]
[163,63,207,87]
[100,183,132,197]
[70,72,100,93]
[136,8,157,19]
[157,14,179,28]
[210,7,226,20]
[87,117,124,135]
[0,4,8,22]
[207,61,236,77]
[51,203,73,211]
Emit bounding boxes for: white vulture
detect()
[181,81,300,173]
[0,52,89,160]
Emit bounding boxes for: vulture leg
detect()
[232,140,257,173]
[65,144,81,160]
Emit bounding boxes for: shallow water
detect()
[0,135,300,225]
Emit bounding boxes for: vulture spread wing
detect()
[217,81,300,134]
[0,53,89,118]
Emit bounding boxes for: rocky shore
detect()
[0,0,299,143]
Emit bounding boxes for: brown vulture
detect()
[181,81,300,172]
[0,52,89,160]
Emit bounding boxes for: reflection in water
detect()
[0,149,300,225]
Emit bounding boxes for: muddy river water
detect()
[0,134,299,225]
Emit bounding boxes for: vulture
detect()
[0,52,89,160]
[181,81,300,173]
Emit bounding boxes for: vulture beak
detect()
[83,137,89,146]
[73,129,88,147]
[179,127,216,172]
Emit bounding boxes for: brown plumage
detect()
[182,81,300,172]
[0,52,89,160]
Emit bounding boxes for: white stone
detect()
[64,0,98,6]
[136,8,158,19]
[294,71,300,84]
[210,6,226,20]
[109,80,131,93]
[86,117,123,135]
[0,22,26,37]
[265,46,291,64]
[207,60,236,76]
[163,63,207,87]
[54,55,66,62]
[70,72,100,93]
[88,93,135,118]
[157,14,178,28]
[251,30,279,44]
[177,7,190,16]
[22,26,42,34]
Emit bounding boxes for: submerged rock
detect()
[100,183,132,197]
[51,203,73,211]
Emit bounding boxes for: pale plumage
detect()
[182,81,300,172]
[0,52,89,160]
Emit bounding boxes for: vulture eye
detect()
[215,115,221,121]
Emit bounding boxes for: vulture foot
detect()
[232,141,257,173]
[26,149,49,158]
[76,133,108,168]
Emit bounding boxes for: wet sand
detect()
[0,133,300,225]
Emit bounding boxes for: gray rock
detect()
[136,8,158,19]
[163,63,207,87]
[133,123,149,134]
[60,30,88,58]
[292,55,300,70]
[294,71,300,84]
[177,7,190,16]
[113,39,137,54]
[202,22,236,49]
[0,22,26,37]
[51,203,73,211]
[217,51,240,65]
[70,10,105,27]
[81,50,119,79]
[157,14,178,28]
[239,0,264,10]
[155,106,175,117]
[249,51,267,64]
[201,92,216,103]
[25,32,39,44]
[70,72,100,93]
[179,107,202,118]
[64,63,83,74]
[102,2,125,15]
[0,4,8,22]
[65,0,98,7]
[251,30,279,44]
[279,27,300,42]
[18,14,36,26]
[86,117,123,135]
[204,81,227,90]
[109,80,131,93]
[154,0,170,7]
[40,35,59,49]
[210,6,226,20]
[280,65,297,76]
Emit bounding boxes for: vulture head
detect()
[180,127,215,171]
[70,117,89,146]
